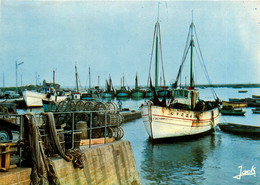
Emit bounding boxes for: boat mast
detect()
[190,13,195,89]
[123,73,125,87]
[53,70,55,89]
[155,22,159,93]
[89,66,91,89]
[75,65,79,92]
[109,75,113,91]
[3,72,4,92]
[153,4,160,93]
[135,73,138,89]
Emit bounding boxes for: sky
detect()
[0,0,260,88]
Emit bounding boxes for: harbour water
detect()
[120,88,260,185]
[15,87,260,184]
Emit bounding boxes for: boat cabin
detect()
[173,89,200,109]
[81,92,93,100]
[43,87,55,94]
[4,91,20,99]
[42,80,61,95]
[73,92,81,100]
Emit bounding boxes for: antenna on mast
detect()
[157,2,160,22]
[192,10,194,23]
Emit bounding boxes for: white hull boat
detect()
[23,90,67,107]
[142,103,220,139]
[141,17,220,140]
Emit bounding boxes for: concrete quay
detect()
[0,140,141,185]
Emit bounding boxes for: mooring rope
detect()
[26,113,59,185]
[46,112,85,169]
[24,112,86,184]
[46,112,72,162]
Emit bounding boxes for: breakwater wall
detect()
[191,83,260,88]
[0,140,141,185]
[120,111,142,123]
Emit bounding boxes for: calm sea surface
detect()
[18,87,260,184]
[120,88,260,185]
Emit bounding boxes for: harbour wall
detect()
[0,140,141,185]
[121,111,142,123]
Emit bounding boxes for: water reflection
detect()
[131,97,143,101]
[102,97,114,102]
[141,134,221,184]
[116,97,129,101]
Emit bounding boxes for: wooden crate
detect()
[0,143,17,172]
[80,137,115,146]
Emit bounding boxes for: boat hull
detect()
[252,95,260,99]
[222,101,247,108]
[131,91,144,98]
[116,92,130,97]
[23,91,67,107]
[145,91,154,98]
[220,109,246,116]
[141,102,220,140]
[23,91,46,107]
[252,109,260,114]
[157,90,170,97]
[219,123,260,136]
[102,92,114,98]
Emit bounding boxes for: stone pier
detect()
[0,140,141,185]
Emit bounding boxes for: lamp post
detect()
[16,61,24,93]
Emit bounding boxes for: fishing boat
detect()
[238,90,248,93]
[248,102,260,107]
[222,100,247,108]
[116,86,130,98]
[89,86,102,99]
[131,73,144,98]
[80,92,93,100]
[157,86,170,98]
[219,122,260,136]
[23,74,67,107]
[229,98,244,102]
[220,106,246,116]
[3,91,20,99]
[102,75,115,98]
[86,67,102,99]
[144,88,154,98]
[23,87,67,107]
[252,95,260,99]
[252,108,260,114]
[141,17,220,140]
[116,74,130,98]
[72,65,81,100]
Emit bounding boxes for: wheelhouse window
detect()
[174,89,189,99]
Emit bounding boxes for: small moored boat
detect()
[131,73,144,98]
[238,90,248,93]
[220,106,246,116]
[252,108,260,114]
[252,95,260,99]
[219,122,260,136]
[102,75,115,98]
[222,101,247,108]
[116,74,130,98]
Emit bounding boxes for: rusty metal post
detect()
[18,115,23,167]
[72,112,75,149]
[104,111,107,144]
[89,112,92,148]
[117,111,119,140]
